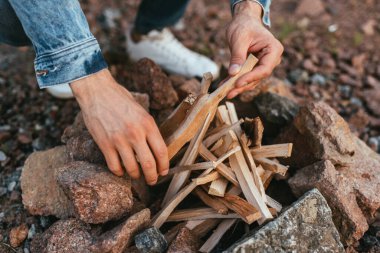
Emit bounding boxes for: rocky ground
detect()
[0,0,379,252]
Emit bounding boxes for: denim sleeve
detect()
[230,0,271,27]
[7,0,107,88]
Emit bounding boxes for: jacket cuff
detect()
[35,37,108,88]
[231,0,271,27]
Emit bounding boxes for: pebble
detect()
[338,85,351,99]
[350,97,363,107]
[368,137,380,152]
[0,187,7,197]
[8,181,16,192]
[0,150,6,161]
[311,74,327,86]
[27,224,36,240]
[289,69,309,83]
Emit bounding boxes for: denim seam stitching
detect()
[35,37,97,62]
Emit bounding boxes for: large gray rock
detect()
[226,189,344,253]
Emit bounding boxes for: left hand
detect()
[226,0,284,99]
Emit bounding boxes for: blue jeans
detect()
[0,0,270,88]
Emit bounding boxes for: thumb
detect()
[229,40,249,76]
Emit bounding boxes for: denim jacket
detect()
[1,0,271,88]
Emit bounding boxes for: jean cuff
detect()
[231,0,271,27]
[34,37,108,88]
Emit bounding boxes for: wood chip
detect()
[251,143,293,159]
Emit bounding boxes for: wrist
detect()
[70,69,116,104]
[233,1,263,21]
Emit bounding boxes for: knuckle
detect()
[156,148,168,159]
[143,115,155,128]
[141,159,155,171]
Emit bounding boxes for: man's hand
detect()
[226,0,283,99]
[70,69,169,185]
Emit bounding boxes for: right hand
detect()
[70,69,169,185]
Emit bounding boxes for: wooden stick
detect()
[243,117,264,148]
[152,167,214,228]
[164,55,258,160]
[185,219,220,238]
[266,194,282,212]
[163,112,214,205]
[262,170,274,189]
[223,105,272,221]
[193,171,220,185]
[167,208,239,222]
[251,143,293,159]
[199,144,238,186]
[200,72,213,94]
[168,162,214,176]
[193,187,228,214]
[203,120,243,148]
[255,157,288,176]
[218,194,262,224]
[208,178,228,197]
[199,219,236,253]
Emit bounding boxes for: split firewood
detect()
[185,219,220,238]
[167,208,240,222]
[251,143,293,159]
[168,162,214,176]
[193,187,228,214]
[255,157,288,176]
[199,144,239,186]
[217,194,262,224]
[199,219,237,253]
[193,171,220,185]
[200,72,213,95]
[243,117,264,148]
[222,105,272,221]
[163,112,215,205]
[265,194,282,213]
[161,54,258,160]
[203,119,243,148]
[208,177,228,197]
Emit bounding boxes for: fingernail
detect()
[229,64,241,75]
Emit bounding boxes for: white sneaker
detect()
[46,83,74,99]
[126,28,220,79]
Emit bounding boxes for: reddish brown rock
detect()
[277,101,355,168]
[167,227,200,253]
[176,78,201,100]
[363,89,380,117]
[61,112,87,143]
[30,219,92,253]
[57,161,133,224]
[130,58,178,110]
[295,0,325,17]
[9,223,28,248]
[288,160,369,245]
[239,77,296,103]
[91,208,151,253]
[66,131,105,165]
[21,146,75,218]
[283,102,380,245]
[130,92,150,112]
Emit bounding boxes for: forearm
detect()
[8,0,107,88]
[230,0,271,26]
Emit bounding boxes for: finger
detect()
[117,143,141,179]
[228,33,250,76]
[102,146,124,177]
[236,47,283,86]
[147,129,169,176]
[227,81,260,99]
[133,141,158,185]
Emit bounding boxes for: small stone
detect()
[61,113,86,143]
[17,134,32,144]
[295,0,325,17]
[368,137,379,152]
[226,189,344,252]
[302,59,318,73]
[366,76,380,89]
[289,69,309,83]
[66,131,105,165]
[311,73,327,86]
[28,224,36,240]
[167,227,200,253]
[57,161,133,224]
[350,97,363,107]
[9,224,29,248]
[0,187,7,197]
[338,85,351,99]
[135,227,168,253]
[7,181,16,192]
[361,19,376,36]
[0,150,6,161]
[363,89,380,116]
